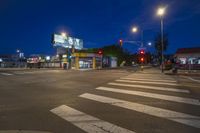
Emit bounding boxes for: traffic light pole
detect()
[160,17,164,73]
[141,30,144,48]
[141,63,144,71]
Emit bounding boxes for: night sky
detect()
[0,0,200,56]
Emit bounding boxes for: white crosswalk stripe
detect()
[51,73,198,131]
[122,75,174,81]
[79,93,200,129]
[116,79,178,86]
[120,77,177,83]
[51,105,136,133]
[96,86,200,105]
[0,73,13,76]
[108,82,189,93]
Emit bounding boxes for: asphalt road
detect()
[0,67,199,133]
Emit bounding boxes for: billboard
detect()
[52,34,83,50]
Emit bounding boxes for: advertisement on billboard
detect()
[52,34,83,50]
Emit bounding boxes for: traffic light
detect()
[139,50,145,54]
[119,39,123,47]
[140,57,144,62]
[138,49,145,63]
[98,49,103,55]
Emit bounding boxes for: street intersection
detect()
[0,67,199,133]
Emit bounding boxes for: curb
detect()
[165,72,200,77]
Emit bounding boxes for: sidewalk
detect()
[165,69,200,77]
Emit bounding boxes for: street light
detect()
[132,26,143,47]
[61,32,67,37]
[157,7,166,73]
[148,42,152,46]
[157,7,165,16]
[16,49,20,53]
[132,27,138,33]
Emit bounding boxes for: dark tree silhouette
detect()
[154,33,169,64]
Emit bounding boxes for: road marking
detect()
[120,77,176,83]
[124,74,173,78]
[0,73,13,76]
[50,105,135,133]
[124,76,174,80]
[116,79,178,86]
[96,87,200,105]
[108,82,189,93]
[80,93,200,128]
[13,72,25,75]
[187,77,200,83]
[0,131,52,133]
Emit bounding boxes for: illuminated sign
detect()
[52,34,83,49]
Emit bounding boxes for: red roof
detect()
[176,47,200,54]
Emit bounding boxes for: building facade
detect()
[174,47,200,70]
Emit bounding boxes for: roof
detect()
[176,47,200,54]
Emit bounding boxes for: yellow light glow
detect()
[132,27,138,33]
[61,32,67,37]
[157,7,165,16]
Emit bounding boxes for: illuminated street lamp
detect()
[61,32,67,37]
[132,27,138,33]
[157,7,165,16]
[132,26,143,47]
[16,49,20,53]
[157,7,166,73]
[148,42,152,46]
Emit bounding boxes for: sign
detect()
[52,34,83,50]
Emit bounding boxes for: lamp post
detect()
[132,26,144,47]
[157,7,166,73]
[16,49,20,67]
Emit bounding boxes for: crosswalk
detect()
[51,73,200,132]
[0,70,61,76]
[0,72,13,76]
[51,105,135,133]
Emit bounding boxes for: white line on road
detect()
[50,105,135,133]
[108,82,189,93]
[0,73,13,76]
[0,130,52,133]
[96,87,200,105]
[80,93,200,128]
[116,79,178,86]
[120,77,176,83]
[187,77,200,83]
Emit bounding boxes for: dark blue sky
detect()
[0,0,200,55]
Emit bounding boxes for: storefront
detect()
[71,53,102,70]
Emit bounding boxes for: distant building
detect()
[0,55,16,67]
[174,47,200,69]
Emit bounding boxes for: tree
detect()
[154,33,169,64]
[79,44,132,66]
[102,44,130,66]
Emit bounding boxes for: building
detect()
[71,53,102,69]
[174,47,200,70]
[0,54,26,68]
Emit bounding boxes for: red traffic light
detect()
[140,50,145,54]
[140,57,144,62]
[98,49,103,55]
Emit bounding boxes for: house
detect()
[174,47,200,69]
